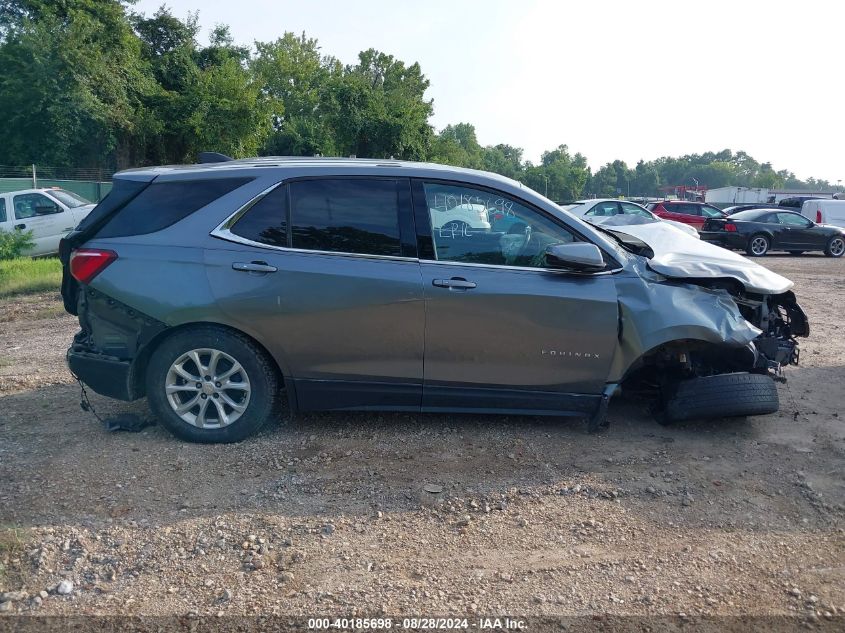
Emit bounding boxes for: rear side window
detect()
[97,178,252,238]
[0,197,6,223]
[289,179,402,256]
[230,185,288,247]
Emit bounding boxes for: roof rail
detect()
[198,152,233,164]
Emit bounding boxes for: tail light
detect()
[725,223,737,232]
[817,210,822,223]
[70,249,117,284]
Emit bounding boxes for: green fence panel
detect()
[0,178,112,201]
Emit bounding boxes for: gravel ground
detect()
[0,255,843,627]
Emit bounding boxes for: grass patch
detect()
[0,526,28,585]
[0,257,62,298]
[0,355,12,367]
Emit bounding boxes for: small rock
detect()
[533,594,545,604]
[1,591,27,602]
[39,591,48,600]
[56,580,73,595]
[517,518,529,527]
[220,589,232,602]
[0,602,12,613]
[423,484,443,494]
[646,486,656,495]
[279,571,295,583]
[252,557,265,570]
[323,524,335,535]
[625,575,636,583]
[788,587,801,597]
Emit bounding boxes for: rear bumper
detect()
[67,350,138,401]
[700,231,746,249]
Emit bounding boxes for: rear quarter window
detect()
[230,185,288,247]
[0,197,6,223]
[96,178,253,238]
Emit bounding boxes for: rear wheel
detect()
[660,372,778,424]
[746,234,770,256]
[146,327,279,443]
[824,235,845,258]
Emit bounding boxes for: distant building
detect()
[705,186,836,205]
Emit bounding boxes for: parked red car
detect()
[646,201,726,230]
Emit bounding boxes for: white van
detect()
[0,188,96,256]
[801,199,845,229]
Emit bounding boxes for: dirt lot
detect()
[1,256,843,626]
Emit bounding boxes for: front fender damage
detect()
[608,270,762,384]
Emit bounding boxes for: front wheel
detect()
[824,235,845,258]
[661,372,779,424]
[746,234,770,256]
[146,327,279,443]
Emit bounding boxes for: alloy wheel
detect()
[164,348,251,428]
[750,236,768,255]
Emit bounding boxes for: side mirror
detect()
[35,203,58,215]
[545,243,606,272]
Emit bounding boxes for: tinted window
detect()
[423,182,577,268]
[731,210,772,221]
[289,179,402,256]
[14,193,61,219]
[97,178,252,238]
[230,185,288,247]
[0,198,6,223]
[673,203,700,216]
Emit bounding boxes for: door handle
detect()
[15,223,25,230]
[232,261,277,273]
[432,277,477,290]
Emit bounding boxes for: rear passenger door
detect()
[413,180,619,414]
[207,177,425,412]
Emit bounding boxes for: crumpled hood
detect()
[606,222,793,294]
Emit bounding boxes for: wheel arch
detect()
[129,321,293,406]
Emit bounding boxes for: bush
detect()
[0,228,35,260]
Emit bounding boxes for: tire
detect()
[824,235,845,258]
[146,326,279,443]
[662,372,778,423]
[746,234,770,257]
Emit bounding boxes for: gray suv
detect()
[60,157,808,443]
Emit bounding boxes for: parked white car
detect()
[563,198,700,238]
[0,188,95,256]
[801,199,845,228]
[429,202,491,235]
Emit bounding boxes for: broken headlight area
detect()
[681,278,808,378]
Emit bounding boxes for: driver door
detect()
[12,192,72,255]
[414,180,620,414]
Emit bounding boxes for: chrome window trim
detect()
[419,258,621,276]
[210,182,622,272]
[211,227,417,263]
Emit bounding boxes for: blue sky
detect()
[133,0,845,183]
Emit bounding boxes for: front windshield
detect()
[47,189,92,208]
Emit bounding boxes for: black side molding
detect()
[198,152,233,164]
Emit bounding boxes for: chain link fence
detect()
[0,164,114,202]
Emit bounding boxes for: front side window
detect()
[230,185,288,248]
[422,182,576,268]
[777,212,811,227]
[289,179,402,256]
[14,193,61,219]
